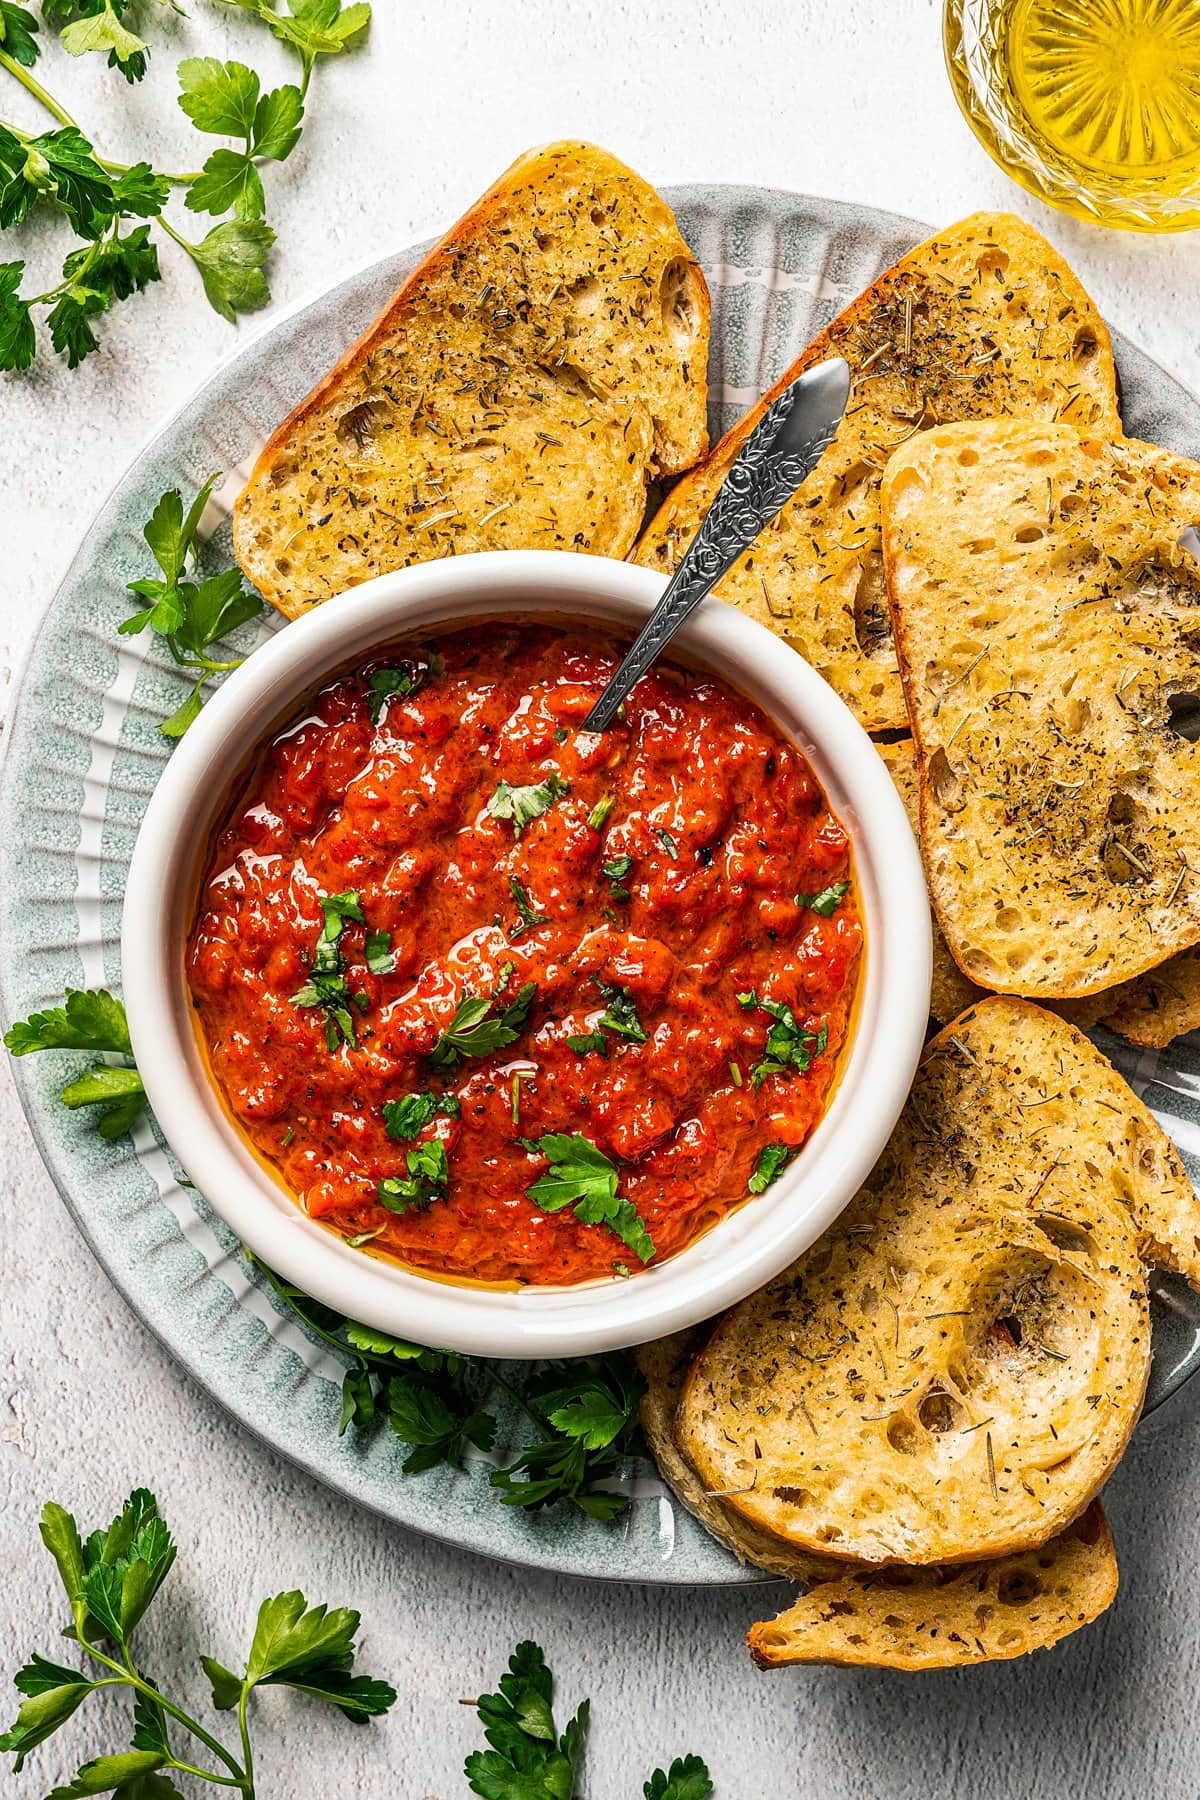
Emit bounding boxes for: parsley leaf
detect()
[747,1142,797,1194]
[179,60,304,222]
[0,260,34,370]
[524,1133,654,1264]
[587,791,615,831]
[654,826,680,859]
[428,971,537,1072]
[292,890,368,1050]
[382,1089,460,1140]
[486,772,569,837]
[601,851,633,902]
[796,879,850,917]
[464,1640,587,1800]
[507,875,547,940]
[644,1754,714,1800]
[567,979,647,1058]
[57,2,148,77]
[119,476,263,737]
[0,2,40,67]
[4,988,146,1139]
[377,1139,449,1215]
[185,217,275,321]
[217,0,372,82]
[736,991,829,1090]
[363,926,395,974]
[365,653,441,722]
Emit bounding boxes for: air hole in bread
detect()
[1166,690,1200,742]
[532,227,555,251]
[833,460,875,506]
[918,1388,964,1433]
[1102,790,1151,883]
[774,1485,810,1505]
[994,906,1022,933]
[590,206,606,226]
[997,1570,1042,1606]
[966,536,995,554]
[336,397,391,453]
[887,1415,921,1456]
[660,259,702,349]
[567,274,603,315]
[1057,694,1091,738]
[927,747,964,813]
[1073,328,1099,367]
[1014,524,1045,544]
[958,447,980,467]
[975,248,1010,281]
[853,554,895,664]
[1034,1215,1096,1257]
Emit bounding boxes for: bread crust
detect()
[882,418,1200,999]
[634,211,1118,731]
[678,999,1163,1566]
[234,141,710,617]
[747,1502,1117,1670]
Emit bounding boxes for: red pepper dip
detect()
[187,624,862,1286]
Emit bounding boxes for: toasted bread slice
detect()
[235,142,710,618]
[633,213,1118,731]
[747,1503,1116,1670]
[636,1331,841,1582]
[876,738,1106,1032]
[876,739,988,1025]
[678,1000,1168,1566]
[1099,953,1200,1047]
[883,419,1200,998]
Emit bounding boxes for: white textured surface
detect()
[4,5,1200,1796]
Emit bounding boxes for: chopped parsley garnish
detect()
[796,879,850,917]
[602,852,633,902]
[567,980,648,1058]
[587,792,616,831]
[382,1090,461,1140]
[507,876,548,939]
[486,772,569,837]
[366,653,442,723]
[364,927,396,974]
[653,826,680,859]
[428,966,537,1072]
[736,989,828,1090]
[292,889,366,1050]
[377,1139,449,1214]
[748,1141,798,1194]
[523,1133,654,1263]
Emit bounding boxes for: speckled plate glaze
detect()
[4,187,1200,1585]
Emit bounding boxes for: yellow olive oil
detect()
[945,0,1200,230]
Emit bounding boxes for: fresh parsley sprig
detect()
[0,1488,395,1796]
[382,1088,461,1140]
[464,1640,713,1800]
[377,1137,450,1215]
[736,990,829,1091]
[3,986,146,1138]
[486,773,569,837]
[566,978,648,1058]
[428,966,537,1072]
[0,0,371,369]
[522,1132,654,1265]
[292,889,368,1050]
[488,1356,645,1519]
[120,474,263,737]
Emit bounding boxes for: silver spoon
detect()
[583,355,852,732]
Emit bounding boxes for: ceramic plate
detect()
[5,186,1200,1586]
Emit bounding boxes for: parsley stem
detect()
[237,1687,255,1794]
[486,1366,554,1437]
[80,1637,247,1784]
[167,1760,246,1789]
[0,50,78,128]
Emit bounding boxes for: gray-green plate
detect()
[4,187,1200,1585]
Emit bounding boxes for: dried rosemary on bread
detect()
[747,1503,1117,1670]
[235,141,710,618]
[634,213,1118,731]
[676,999,1194,1566]
[883,420,1200,998]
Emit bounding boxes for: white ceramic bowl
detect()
[123,550,931,1357]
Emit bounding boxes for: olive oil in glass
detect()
[944,0,1200,230]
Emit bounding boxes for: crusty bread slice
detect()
[876,739,988,1025]
[747,1503,1116,1670]
[1099,953,1200,1047]
[876,737,1107,1033]
[678,999,1169,1566]
[636,1331,842,1582]
[883,419,1200,997]
[235,141,710,618]
[633,212,1119,731]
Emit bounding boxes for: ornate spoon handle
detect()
[583,356,850,732]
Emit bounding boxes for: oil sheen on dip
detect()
[186,623,862,1287]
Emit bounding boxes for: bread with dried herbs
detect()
[676,998,1190,1566]
[633,212,1119,731]
[747,1503,1117,1670]
[1099,952,1200,1047]
[636,1331,841,1582]
[235,141,710,619]
[882,419,1200,998]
